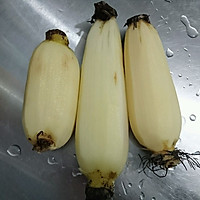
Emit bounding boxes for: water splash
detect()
[180,15,199,38]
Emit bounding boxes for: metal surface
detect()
[0,0,200,199]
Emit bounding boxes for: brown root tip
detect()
[45,29,69,46]
[46,29,66,39]
[32,131,55,152]
[124,14,151,28]
[46,29,66,40]
[85,186,113,200]
[89,1,117,23]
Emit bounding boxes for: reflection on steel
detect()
[0,0,200,199]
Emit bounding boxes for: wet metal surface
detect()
[0,0,200,199]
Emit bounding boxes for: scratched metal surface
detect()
[0,0,200,199]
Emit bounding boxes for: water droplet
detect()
[7,145,21,156]
[72,169,82,177]
[196,89,200,96]
[139,192,145,200]
[73,153,76,158]
[182,116,186,126]
[166,48,174,57]
[128,183,132,188]
[189,82,193,86]
[186,77,189,80]
[47,156,58,165]
[138,179,144,190]
[150,1,154,5]
[121,181,127,195]
[58,8,64,12]
[189,114,196,121]
[177,138,182,146]
[128,152,133,158]
[155,8,158,11]
[165,0,172,2]
[161,15,165,20]
[183,86,186,88]
[160,16,168,24]
[168,27,172,31]
[194,151,200,154]
[170,71,173,75]
[178,73,182,77]
[180,15,199,38]
[188,54,191,57]
[152,197,156,200]
[168,167,175,171]
[183,47,188,51]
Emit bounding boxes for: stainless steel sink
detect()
[0,0,200,199]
